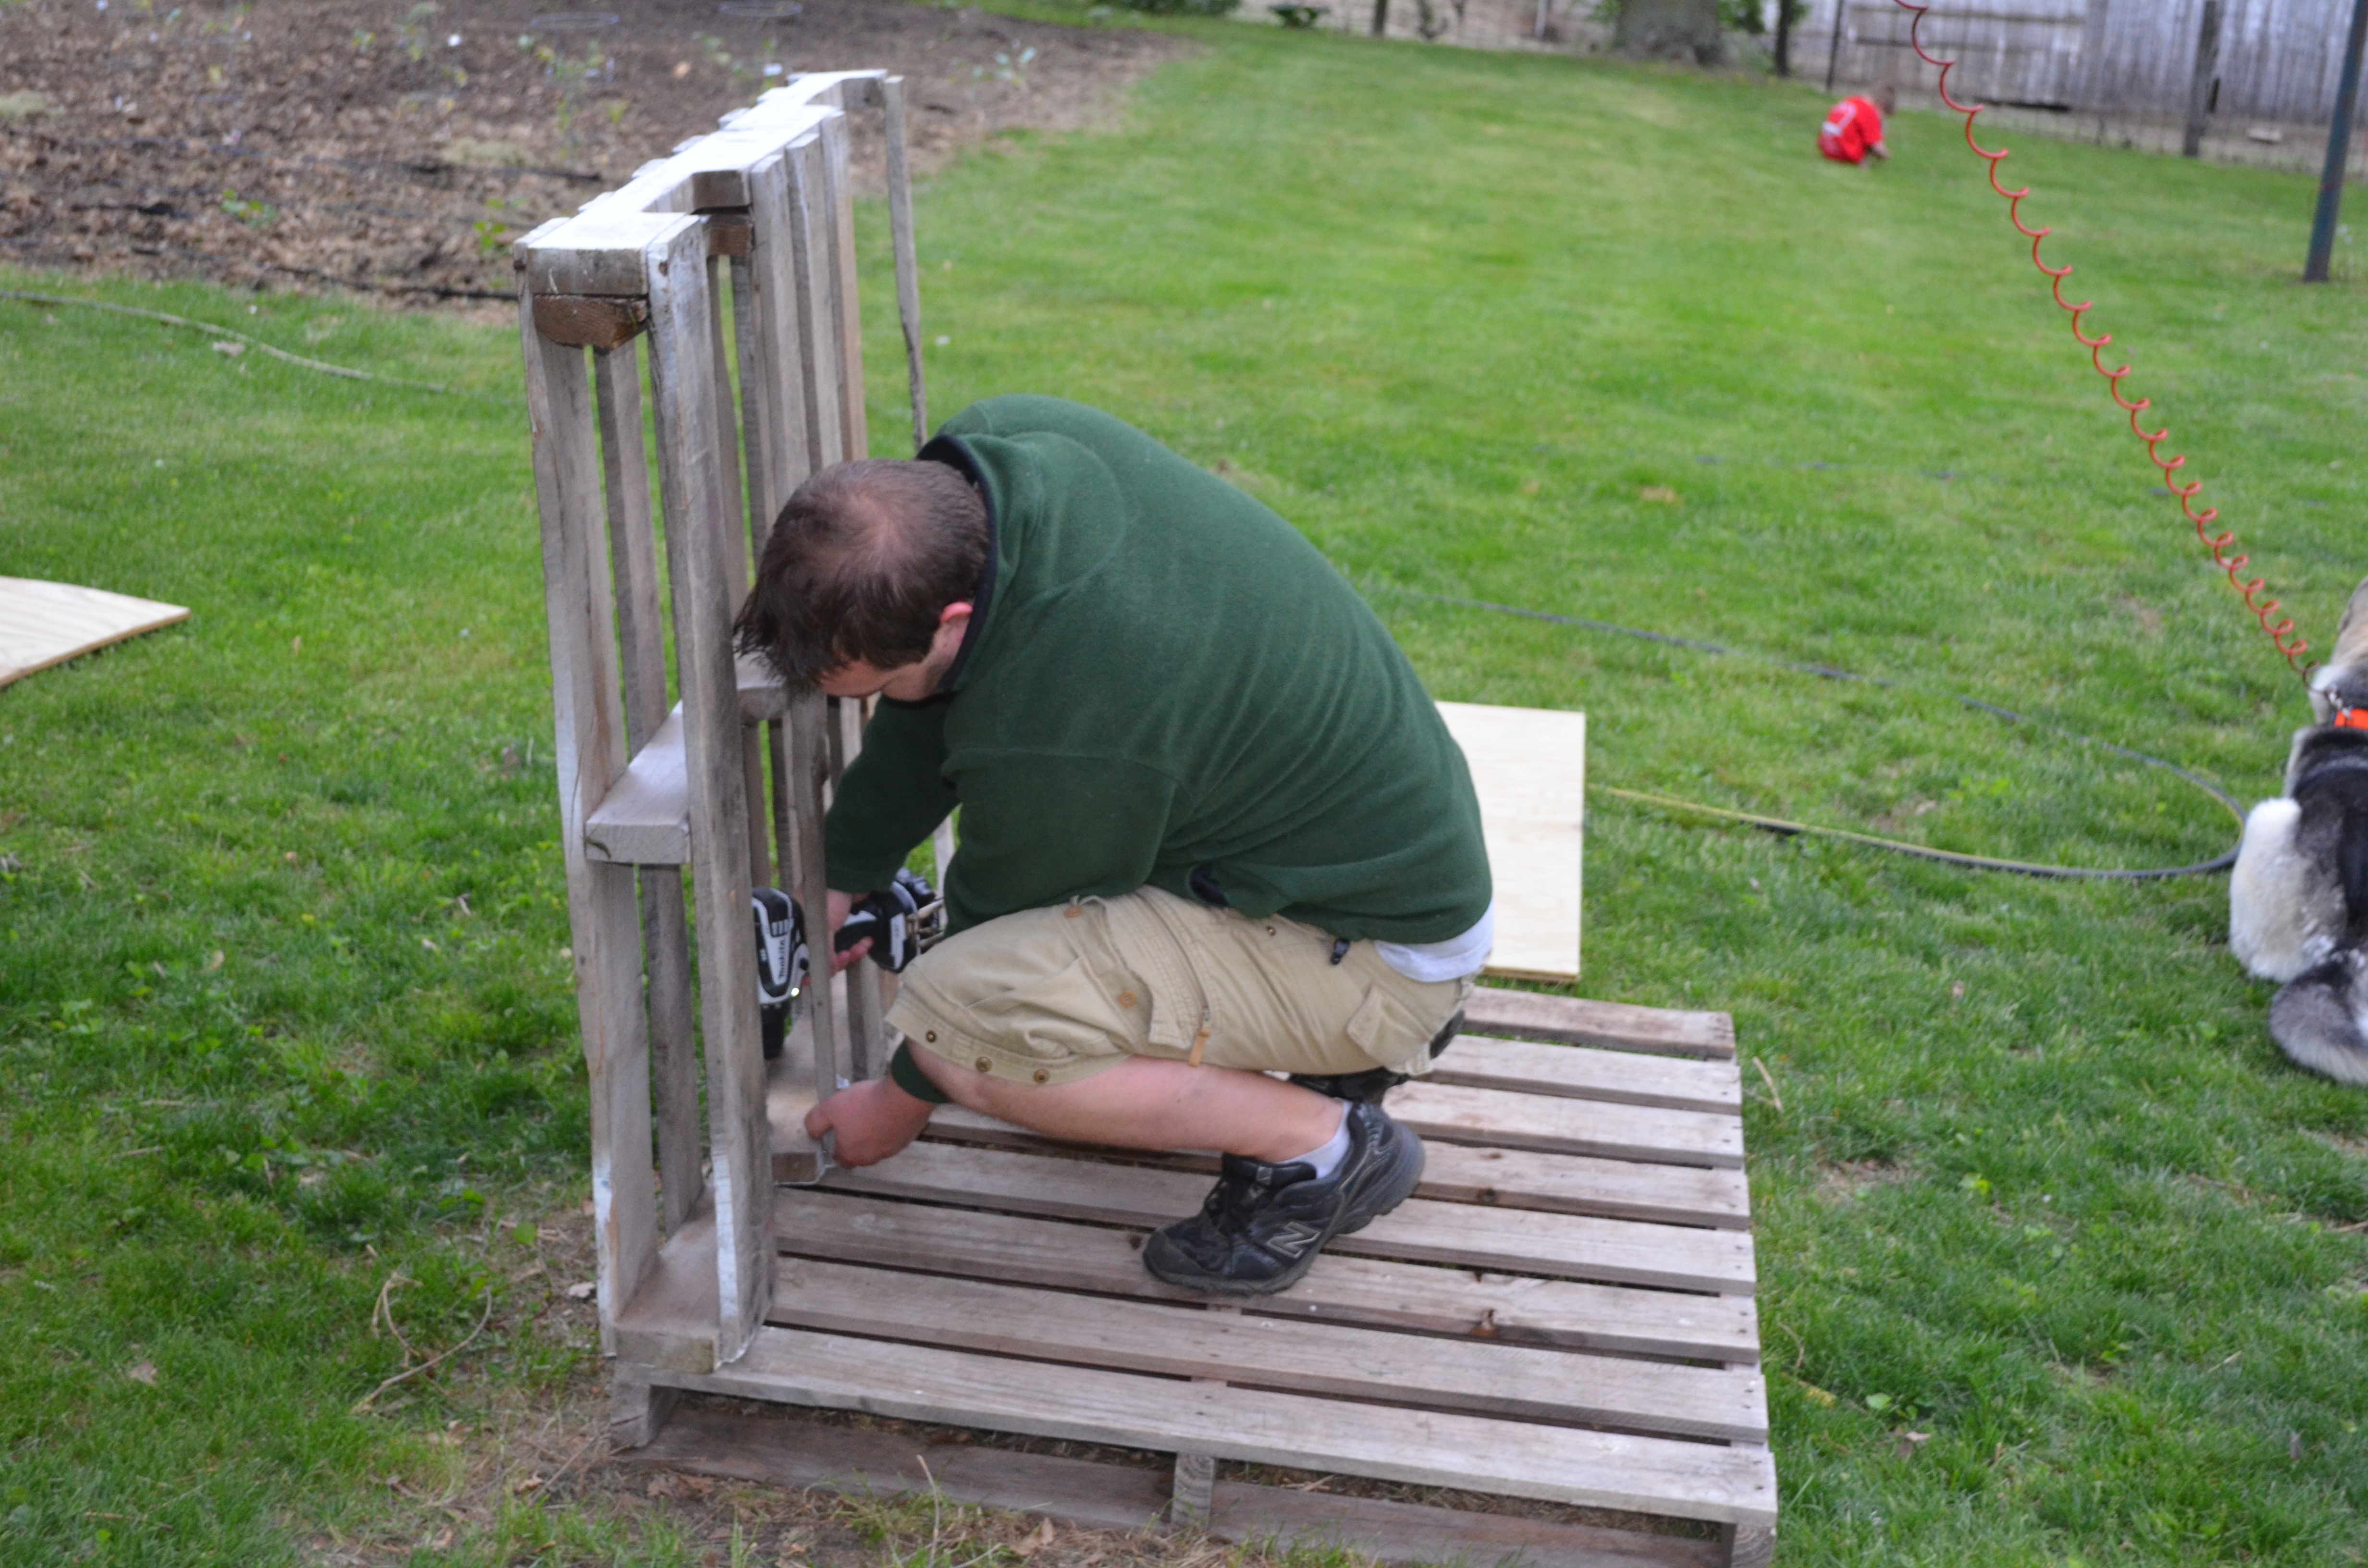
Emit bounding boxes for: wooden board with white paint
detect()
[1437,701,1583,983]
[0,577,189,688]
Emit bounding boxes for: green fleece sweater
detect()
[824,396,1490,944]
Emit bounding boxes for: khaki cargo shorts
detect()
[889,886,1474,1090]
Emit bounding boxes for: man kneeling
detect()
[737,395,1494,1296]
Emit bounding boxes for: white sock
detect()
[1286,1106,1352,1180]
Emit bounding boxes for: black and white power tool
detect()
[748,870,945,1060]
[750,886,807,1062]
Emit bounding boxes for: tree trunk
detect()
[1615,0,1726,63]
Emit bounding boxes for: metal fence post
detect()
[2306,0,2368,281]
[2181,0,2221,158]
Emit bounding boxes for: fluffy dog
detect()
[2229,575,2368,1082]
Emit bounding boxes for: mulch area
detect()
[0,0,1182,306]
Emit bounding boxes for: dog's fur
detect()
[2229,576,2368,1083]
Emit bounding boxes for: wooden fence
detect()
[1804,0,2360,125]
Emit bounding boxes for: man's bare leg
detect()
[805,1045,1343,1168]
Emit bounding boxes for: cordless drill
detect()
[749,869,945,1060]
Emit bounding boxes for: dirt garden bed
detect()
[0,0,1182,306]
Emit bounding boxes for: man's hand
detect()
[805,1075,934,1167]
[825,887,870,972]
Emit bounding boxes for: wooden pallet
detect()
[610,989,1773,1567]
[517,76,1774,1568]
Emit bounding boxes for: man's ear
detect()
[931,602,973,660]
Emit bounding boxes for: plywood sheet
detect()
[0,577,189,688]
[1437,701,1584,982]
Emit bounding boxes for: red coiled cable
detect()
[1888,0,2316,679]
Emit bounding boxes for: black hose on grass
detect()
[0,289,481,397]
[1381,585,2247,881]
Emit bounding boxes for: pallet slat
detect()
[1435,1034,1742,1114]
[770,1190,1759,1361]
[1390,1081,1744,1169]
[1466,988,1736,1060]
[666,1327,1780,1526]
[824,1142,1756,1294]
[917,1107,1751,1229]
[769,1256,1767,1441]
[632,1404,1726,1568]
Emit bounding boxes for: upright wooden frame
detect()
[518,71,925,1379]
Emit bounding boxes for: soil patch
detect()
[0,0,1182,306]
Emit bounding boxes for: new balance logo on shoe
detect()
[1264,1221,1323,1261]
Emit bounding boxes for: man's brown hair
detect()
[736,458,989,692]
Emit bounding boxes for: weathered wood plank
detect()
[818,107,866,459]
[631,1402,1724,1567]
[879,74,927,452]
[771,1190,1760,1362]
[786,691,844,1152]
[1434,1034,1742,1115]
[1466,988,1736,1061]
[740,144,815,508]
[629,1402,1172,1533]
[1722,1517,1776,1568]
[519,295,658,1350]
[1213,1481,1722,1568]
[616,1201,723,1375]
[830,695,889,1081]
[593,341,703,1234]
[644,216,772,1361]
[663,1327,1780,1525]
[536,294,648,348]
[1388,1081,1744,1169]
[583,707,690,865]
[823,1142,1755,1294]
[768,1257,1768,1441]
[518,208,677,296]
[918,1106,1751,1229]
[782,133,843,478]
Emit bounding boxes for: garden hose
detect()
[1385,586,2248,881]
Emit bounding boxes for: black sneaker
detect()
[1141,1102,1425,1296]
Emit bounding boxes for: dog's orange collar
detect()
[2337,704,2368,731]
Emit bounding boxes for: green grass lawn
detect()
[6,14,2368,1566]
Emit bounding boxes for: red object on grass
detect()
[1819,96,1886,164]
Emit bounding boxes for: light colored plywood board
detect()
[1437,701,1583,983]
[0,577,189,688]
